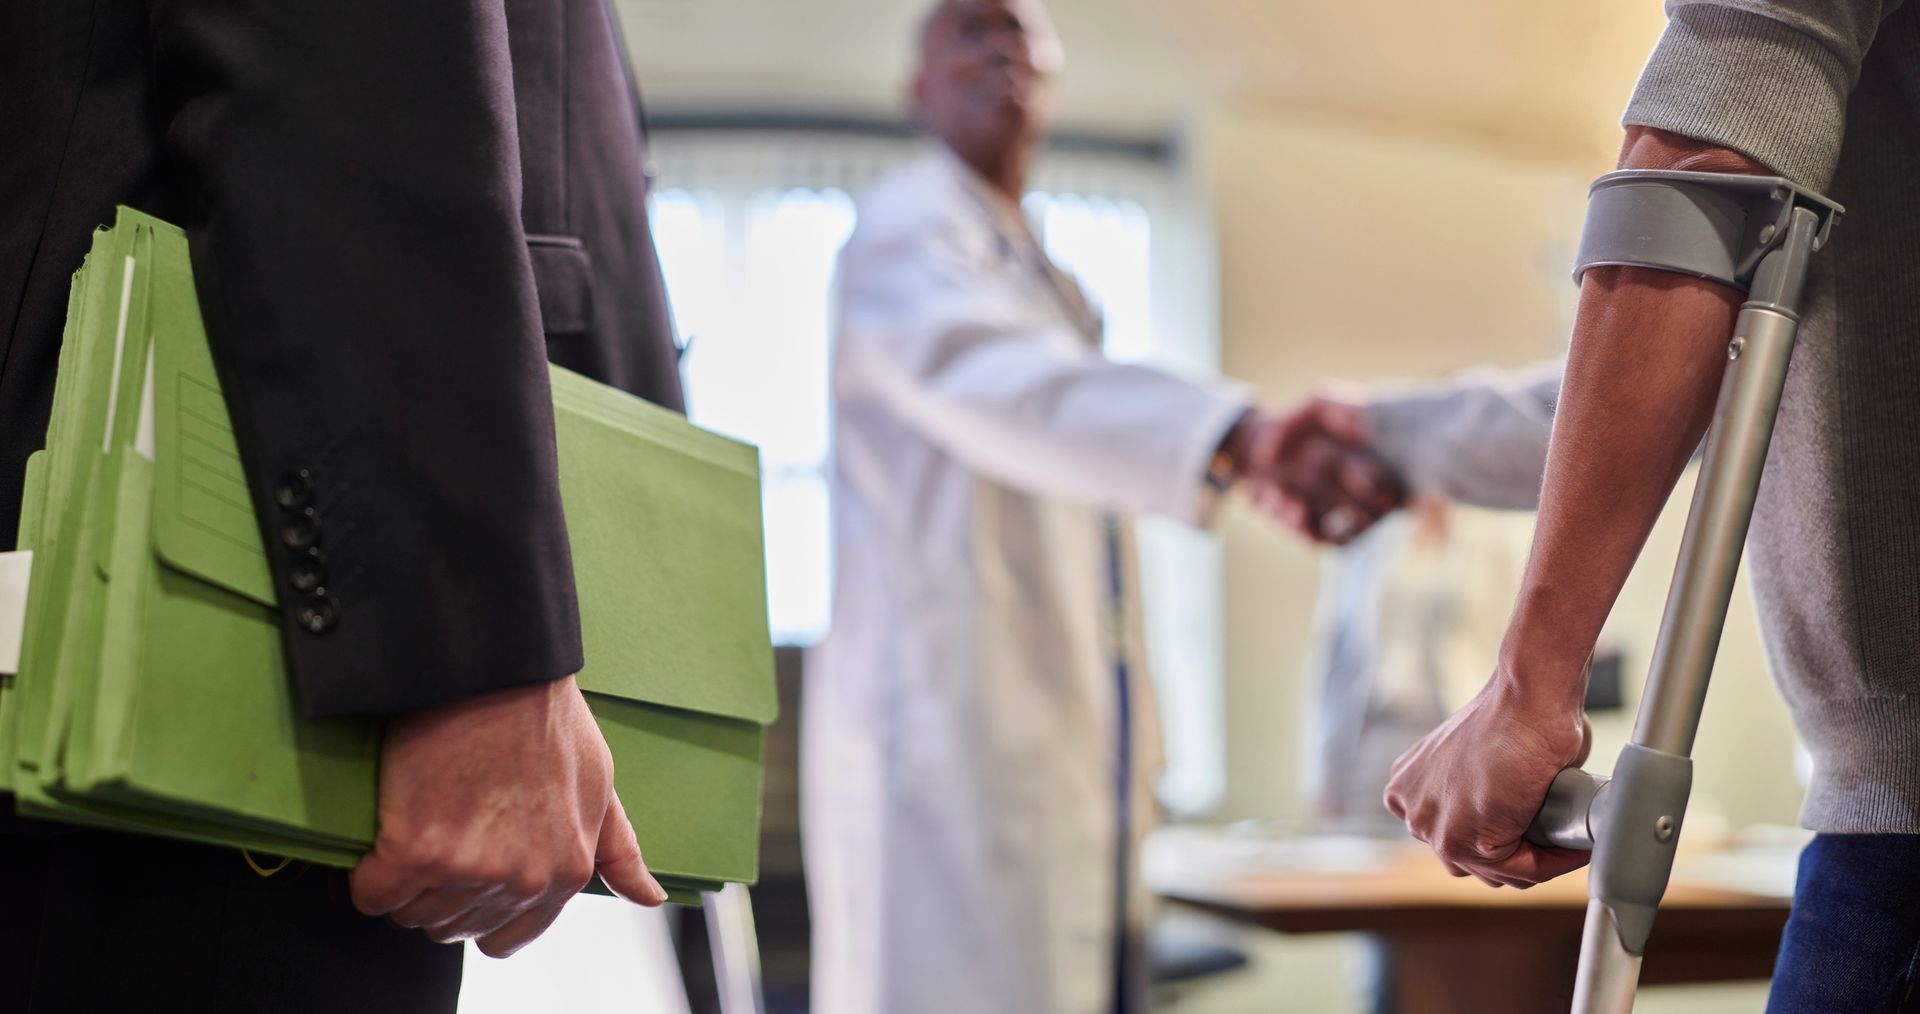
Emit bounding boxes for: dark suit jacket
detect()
[0,0,684,717]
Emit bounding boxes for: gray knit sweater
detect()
[1368,0,1919,834]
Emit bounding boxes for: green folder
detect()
[2,208,776,903]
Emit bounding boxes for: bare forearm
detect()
[1501,271,1734,699]
[1498,128,1768,707]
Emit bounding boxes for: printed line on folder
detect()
[178,468,255,513]
[178,375,234,434]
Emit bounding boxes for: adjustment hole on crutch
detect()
[1654,816,1675,842]
[1729,337,1746,361]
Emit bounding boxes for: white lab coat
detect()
[802,146,1247,1014]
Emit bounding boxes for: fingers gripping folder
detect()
[1526,171,1841,1012]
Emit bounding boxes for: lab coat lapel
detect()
[945,151,1105,346]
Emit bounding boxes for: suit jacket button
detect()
[297,591,339,634]
[280,507,322,550]
[288,547,328,593]
[274,469,315,510]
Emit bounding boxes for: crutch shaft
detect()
[1632,303,1797,758]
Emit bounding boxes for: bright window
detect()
[653,187,852,645]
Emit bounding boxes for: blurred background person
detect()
[801,2,1398,1013]
[1305,500,1487,834]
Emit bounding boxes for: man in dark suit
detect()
[0,0,684,1008]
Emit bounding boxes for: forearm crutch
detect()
[1524,169,1843,1014]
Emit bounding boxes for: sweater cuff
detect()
[1624,4,1854,190]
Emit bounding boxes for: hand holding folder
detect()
[0,208,777,905]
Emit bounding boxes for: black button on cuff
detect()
[288,546,328,593]
[273,469,315,510]
[297,590,339,634]
[280,507,322,550]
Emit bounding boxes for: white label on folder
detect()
[134,345,156,460]
[0,550,30,676]
[101,255,136,454]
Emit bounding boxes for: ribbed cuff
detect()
[1624,4,1854,190]
[1796,695,1920,833]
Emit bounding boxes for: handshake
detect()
[1222,390,1410,543]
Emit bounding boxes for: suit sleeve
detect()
[1365,360,1563,511]
[150,0,582,717]
[835,228,1249,526]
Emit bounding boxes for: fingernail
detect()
[645,872,668,905]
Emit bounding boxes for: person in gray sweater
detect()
[1277,1,1916,1008]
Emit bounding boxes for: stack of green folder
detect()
[0,208,776,903]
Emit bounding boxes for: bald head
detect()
[913,0,1062,195]
[917,0,1062,69]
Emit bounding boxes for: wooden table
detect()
[1143,828,1793,1013]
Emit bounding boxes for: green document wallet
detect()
[0,208,776,905]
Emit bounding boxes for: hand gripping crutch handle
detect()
[1528,768,1608,851]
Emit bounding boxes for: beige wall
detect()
[1192,102,1805,830]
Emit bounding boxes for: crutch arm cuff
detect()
[1574,170,1842,293]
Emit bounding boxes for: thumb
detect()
[1485,841,1593,886]
[595,792,667,907]
[348,847,421,918]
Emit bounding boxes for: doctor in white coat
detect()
[801,3,1404,1012]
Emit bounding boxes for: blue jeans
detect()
[1769,834,1920,1013]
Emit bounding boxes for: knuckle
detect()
[468,865,513,890]
[558,859,596,894]
[508,871,548,900]
[1431,834,1471,863]
[1406,803,1440,837]
[588,736,616,775]
[397,840,456,879]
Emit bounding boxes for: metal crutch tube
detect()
[1546,281,1802,1011]
[1524,179,1839,1013]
